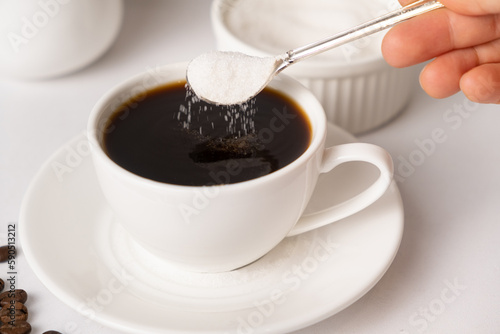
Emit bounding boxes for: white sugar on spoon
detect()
[186,51,282,106]
[186,0,444,105]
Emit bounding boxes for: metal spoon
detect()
[187,0,444,105]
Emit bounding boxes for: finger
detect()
[398,0,415,6]
[382,9,500,68]
[419,49,478,98]
[419,39,500,99]
[461,63,500,104]
[398,0,500,15]
[436,0,500,16]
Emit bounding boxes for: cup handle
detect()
[287,143,394,237]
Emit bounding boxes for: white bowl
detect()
[0,0,123,80]
[211,0,418,134]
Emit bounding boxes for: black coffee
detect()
[103,81,311,186]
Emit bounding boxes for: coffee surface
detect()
[103,82,311,186]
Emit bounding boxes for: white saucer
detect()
[19,123,404,334]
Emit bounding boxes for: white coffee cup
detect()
[88,62,394,273]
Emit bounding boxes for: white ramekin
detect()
[211,0,418,134]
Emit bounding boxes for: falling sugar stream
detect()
[177,84,258,138]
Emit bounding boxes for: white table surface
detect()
[1,1,499,333]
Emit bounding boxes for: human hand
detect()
[382,0,500,104]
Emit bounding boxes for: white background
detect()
[0,1,499,333]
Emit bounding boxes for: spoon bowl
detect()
[186,51,283,105]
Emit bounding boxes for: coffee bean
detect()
[0,246,11,263]
[0,302,28,323]
[0,290,28,306]
[0,284,57,334]
[0,321,31,334]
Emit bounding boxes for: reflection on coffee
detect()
[103,81,311,186]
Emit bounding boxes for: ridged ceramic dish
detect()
[211,0,418,134]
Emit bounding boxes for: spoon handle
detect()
[280,0,444,68]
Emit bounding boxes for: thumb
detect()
[439,0,500,15]
[397,0,500,16]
